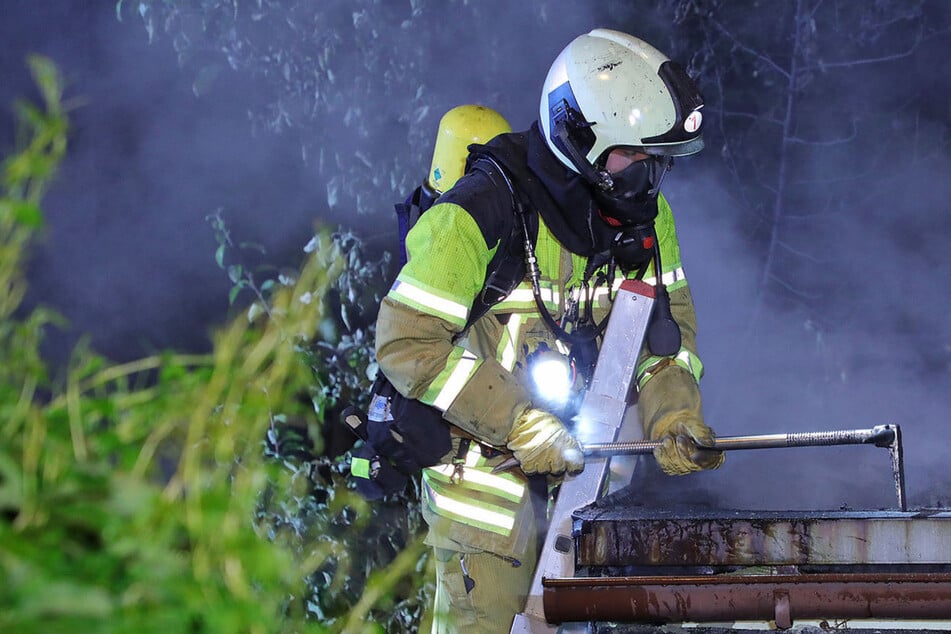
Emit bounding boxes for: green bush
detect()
[1,56,430,634]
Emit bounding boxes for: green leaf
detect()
[158,361,187,383]
[215,244,225,268]
[17,580,114,618]
[107,473,158,519]
[12,201,44,227]
[227,264,243,283]
[85,397,117,421]
[26,55,63,114]
[0,451,23,511]
[238,241,266,254]
[228,284,242,305]
[247,301,265,322]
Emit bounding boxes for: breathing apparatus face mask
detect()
[595,155,672,271]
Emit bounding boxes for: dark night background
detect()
[2,1,949,510]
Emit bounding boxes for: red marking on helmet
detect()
[684,110,702,133]
[643,235,655,249]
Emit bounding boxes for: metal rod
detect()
[492,424,906,511]
[580,424,906,511]
[583,424,898,456]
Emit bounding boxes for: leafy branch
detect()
[1,56,426,633]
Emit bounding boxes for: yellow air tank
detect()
[427,105,512,194]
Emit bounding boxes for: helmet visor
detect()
[641,134,705,157]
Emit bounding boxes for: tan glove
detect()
[638,362,723,476]
[650,410,724,475]
[506,408,584,475]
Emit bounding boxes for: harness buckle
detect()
[450,438,471,484]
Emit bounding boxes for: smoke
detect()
[2,1,329,365]
[665,140,951,511]
[639,1,951,512]
[2,1,616,362]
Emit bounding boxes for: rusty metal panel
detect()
[542,573,951,625]
[574,508,951,568]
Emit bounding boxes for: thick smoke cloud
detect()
[667,167,951,511]
[2,1,949,511]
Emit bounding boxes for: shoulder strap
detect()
[394,158,536,332]
[394,183,438,267]
[464,156,537,331]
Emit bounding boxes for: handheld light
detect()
[529,350,574,408]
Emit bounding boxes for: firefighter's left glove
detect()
[650,410,725,476]
[506,408,584,475]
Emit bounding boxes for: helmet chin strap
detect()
[646,156,673,198]
[553,115,614,191]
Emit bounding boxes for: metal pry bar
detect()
[495,424,907,511]
[887,424,907,513]
[583,423,906,511]
[585,424,896,454]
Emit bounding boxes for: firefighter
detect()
[374,29,724,632]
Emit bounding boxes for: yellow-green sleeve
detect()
[375,202,531,446]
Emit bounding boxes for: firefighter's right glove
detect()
[650,410,725,476]
[506,408,584,475]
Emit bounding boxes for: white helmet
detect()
[539,29,704,183]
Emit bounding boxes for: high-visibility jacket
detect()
[375,126,703,559]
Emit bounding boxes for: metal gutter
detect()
[542,573,951,628]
